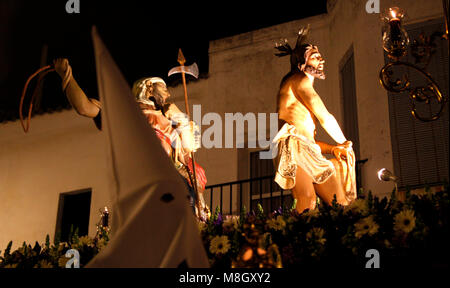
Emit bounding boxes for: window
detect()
[55,189,92,242]
[249,150,293,214]
[340,46,361,159]
[340,46,366,190]
[387,19,449,189]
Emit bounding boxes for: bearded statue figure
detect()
[273,26,357,213]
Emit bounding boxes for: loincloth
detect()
[272,124,335,189]
[272,124,357,202]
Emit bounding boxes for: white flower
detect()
[79,236,93,247]
[96,237,108,251]
[266,216,286,231]
[223,215,240,230]
[306,227,326,245]
[197,220,207,233]
[346,199,369,215]
[209,235,231,255]
[354,215,379,238]
[394,209,416,234]
[304,208,320,218]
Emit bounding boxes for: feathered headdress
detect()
[274,25,319,72]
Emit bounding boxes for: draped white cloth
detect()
[272,123,357,203]
[86,27,209,268]
[272,123,335,189]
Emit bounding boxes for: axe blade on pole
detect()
[168,63,199,79]
[168,49,202,219]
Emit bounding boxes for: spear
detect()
[168,49,202,216]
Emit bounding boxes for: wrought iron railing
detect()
[205,175,287,216]
[205,159,369,215]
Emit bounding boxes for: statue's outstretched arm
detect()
[294,76,347,144]
[53,58,101,118]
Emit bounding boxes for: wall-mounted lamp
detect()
[377,168,398,182]
[378,3,448,122]
[377,168,401,200]
[382,7,410,59]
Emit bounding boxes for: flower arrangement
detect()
[0,226,109,268]
[200,184,449,268]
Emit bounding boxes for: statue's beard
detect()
[304,65,326,80]
[149,90,167,111]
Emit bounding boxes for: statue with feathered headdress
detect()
[272,25,357,214]
[274,25,325,79]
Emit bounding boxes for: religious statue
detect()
[273,26,357,213]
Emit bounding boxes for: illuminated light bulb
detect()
[101,206,110,228]
[381,7,410,60]
[377,168,398,182]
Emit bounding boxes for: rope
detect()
[19,64,72,133]
[20,65,54,132]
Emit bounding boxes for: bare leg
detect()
[313,158,350,206]
[291,166,317,213]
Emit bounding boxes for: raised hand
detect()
[53,58,69,79]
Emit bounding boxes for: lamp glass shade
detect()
[382,7,410,59]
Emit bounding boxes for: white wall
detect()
[0,111,112,250]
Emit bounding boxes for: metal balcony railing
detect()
[204,159,368,215]
[205,175,288,216]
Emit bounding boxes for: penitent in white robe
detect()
[86,27,209,268]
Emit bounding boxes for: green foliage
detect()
[331,194,338,208]
[290,199,298,211]
[53,231,61,247]
[212,206,221,222]
[45,235,50,250]
[367,190,373,209]
[239,205,246,227]
[0,229,110,268]
[256,203,264,219]
[71,227,80,245]
[4,241,12,257]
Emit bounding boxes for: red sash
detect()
[187,158,207,190]
[154,128,172,148]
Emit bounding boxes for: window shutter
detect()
[387,19,449,188]
[340,49,361,160]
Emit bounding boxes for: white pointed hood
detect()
[86,26,209,268]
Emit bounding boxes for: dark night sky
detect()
[0,0,327,121]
